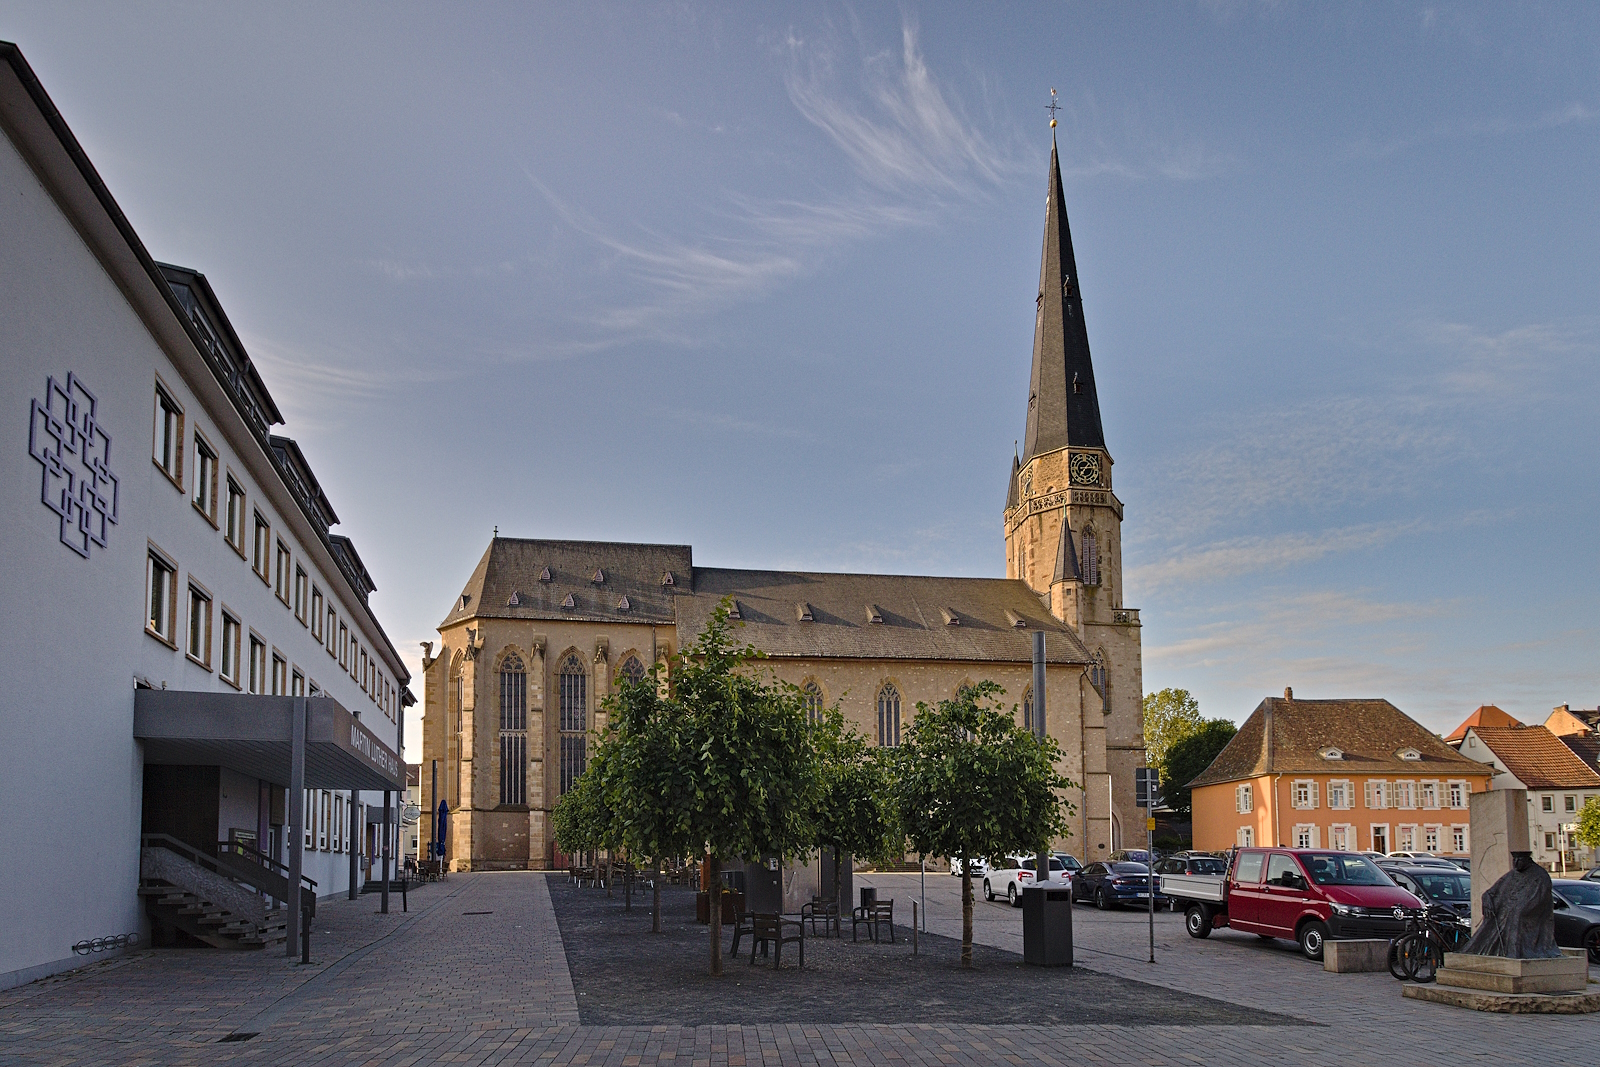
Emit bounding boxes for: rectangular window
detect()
[360,649,368,690]
[1394,781,1415,810]
[1236,826,1254,847]
[1326,780,1349,810]
[1545,831,1557,850]
[1236,783,1253,813]
[1452,825,1467,853]
[271,653,287,696]
[153,384,183,485]
[1330,824,1350,851]
[192,434,217,523]
[349,635,359,679]
[294,567,308,624]
[304,790,314,848]
[225,477,246,554]
[1365,780,1389,809]
[1370,824,1389,852]
[248,635,267,695]
[1291,780,1317,809]
[339,623,349,669]
[253,514,271,581]
[1420,781,1439,809]
[274,541,292,604]
[1293,824,1317,849]
[318,790,330,851]
[186,584,212,667]
[291,668,305,697]
[221,613,241,686]
[1397,824,1417,851]
[1424,825,1440,853]
[1542,795,1555,812]
[327,607,338,656]
[1448,781,1466,809]
[1565,795,1577,813]
[308,678,321,696]
[145,548,177,645]
[333,793,344,852]
[311,588,324,640]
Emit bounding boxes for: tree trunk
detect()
[606,850,614,897]
[961,857,973,969]
[652,857,662,933]
[832,844,841,911]
[708,853,723,976]
[624,849,632,911]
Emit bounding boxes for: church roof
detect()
[440,538,692,628]
[1559,734,1600,777]
[1021,137,1106,462]
[679,568,1092,665]
[1188,695,1485,789]
[1444,704,1521,743]
[1465,725,1600,790]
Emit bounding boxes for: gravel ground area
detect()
[548,876,1308,1027]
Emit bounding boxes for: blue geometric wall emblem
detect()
[28,373,119,558]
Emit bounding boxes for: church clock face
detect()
[1069,452,1101,487]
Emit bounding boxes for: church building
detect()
[418,137,1145,871]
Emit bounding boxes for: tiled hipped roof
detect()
[1187,696,1486,789]
[1444,704,1521,743]
[1559,734,1600,777]
[440,539,691,628]
[1467,725,1600,790]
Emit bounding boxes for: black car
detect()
[1072,861,1169,910]
[1154,854,1229,877]
[1552,879,1600,963]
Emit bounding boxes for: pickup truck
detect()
[1160,847,1423,961]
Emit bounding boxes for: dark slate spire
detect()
[1053,514,1081,583]
[1022,136,1106,461]
[1006,449,1021,510]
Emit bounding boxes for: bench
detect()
[852,899,895,943]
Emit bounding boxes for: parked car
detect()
[1162,848,1422,961]
[1072,861,1168,910]
[1107,849,1151,864]
[1378,855,1465,871]
[1153,854,1230,911]
[1551,879,1600,963]
[1582,867,1600,883]
[1385,864,1474,923]
[984,854,1069,905]
[1051,852,1083,878]
[949,857,989,878]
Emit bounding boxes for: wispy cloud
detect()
[1052,89,1239,182]
[1130,521,1419,593]
[1349,101,1598,159]
[780,17,1024,198]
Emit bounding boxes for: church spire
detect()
[1021,135,1105,461]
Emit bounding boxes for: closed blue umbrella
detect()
[436,799,449,857]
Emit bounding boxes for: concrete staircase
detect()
[140,835,312,951]
[138,883,286,950]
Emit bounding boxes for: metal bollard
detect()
[402,874,407,913]
[913,901,918,956]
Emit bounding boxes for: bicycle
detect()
[1388,905,1471,982]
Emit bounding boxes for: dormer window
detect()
[617,596,630,611]
[507,591,521,607]
[866,604,883,624]
[1319,746,1344,761]
[1396,747,1422,762]
[941,607,960,626]
[460,593,471,608]
[796,602,813,622]
[561,593,575,609]
[728,600,742,620]
[539,567,551,582]
[661,571,675,587]
[1005,610,1027,629]
[592,568,605,584]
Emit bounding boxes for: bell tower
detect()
[1004,132,1145,848]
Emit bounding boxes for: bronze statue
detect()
[1459,852,1561,959]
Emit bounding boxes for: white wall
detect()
[0,113,403,984]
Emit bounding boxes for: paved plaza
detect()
[0,871,1594,1066]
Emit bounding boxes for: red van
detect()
[1165,848,1423,961]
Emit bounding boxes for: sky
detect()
[3,2,1596,758]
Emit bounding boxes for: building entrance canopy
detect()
[134,691,403,792]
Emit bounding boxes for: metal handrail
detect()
[216,839,313,887]
[141,834,316,911]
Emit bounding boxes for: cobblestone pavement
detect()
[0,871,1593,1065]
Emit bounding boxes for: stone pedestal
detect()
[1468,789,1527,929]
[1402,950,1600,1013]
[1322,939,1389,973]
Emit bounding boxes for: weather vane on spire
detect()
[1046,88,1059,129]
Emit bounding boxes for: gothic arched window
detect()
[801,680,824,723]
[877,683,901,748]
[1081,527,1100,586]
[559,653,588,794]
[499,653,527,806]
[618,655,646,687]
[1089,651,1109,713]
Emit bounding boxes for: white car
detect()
[949,857,989,878]
[983,854,1069,906]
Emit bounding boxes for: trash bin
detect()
[1021,887,1073,967]
[859,886,877,910]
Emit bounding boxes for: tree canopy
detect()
[1159,719,1239,817]
[1142,688,1204,768]
[809,706,901,903]
[1575,797,1600,851]
[894,681,1077,967]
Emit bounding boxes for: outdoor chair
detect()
[749,913,804,969]
[800,895,840,938]
[851,898,895,943]
[730,907,764,959]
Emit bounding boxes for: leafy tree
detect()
[550,743,616,861]
[1143,688,1204,768]
[664,603,822,976]
[894,681,1077,968]
[1575,797,1600,852]
[810,706,901,908]
[1159,719,1239,817]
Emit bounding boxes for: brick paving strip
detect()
[1,872,1595,1066]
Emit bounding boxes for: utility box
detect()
[1022,887,1073,967]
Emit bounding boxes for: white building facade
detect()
[0,43,410,988]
